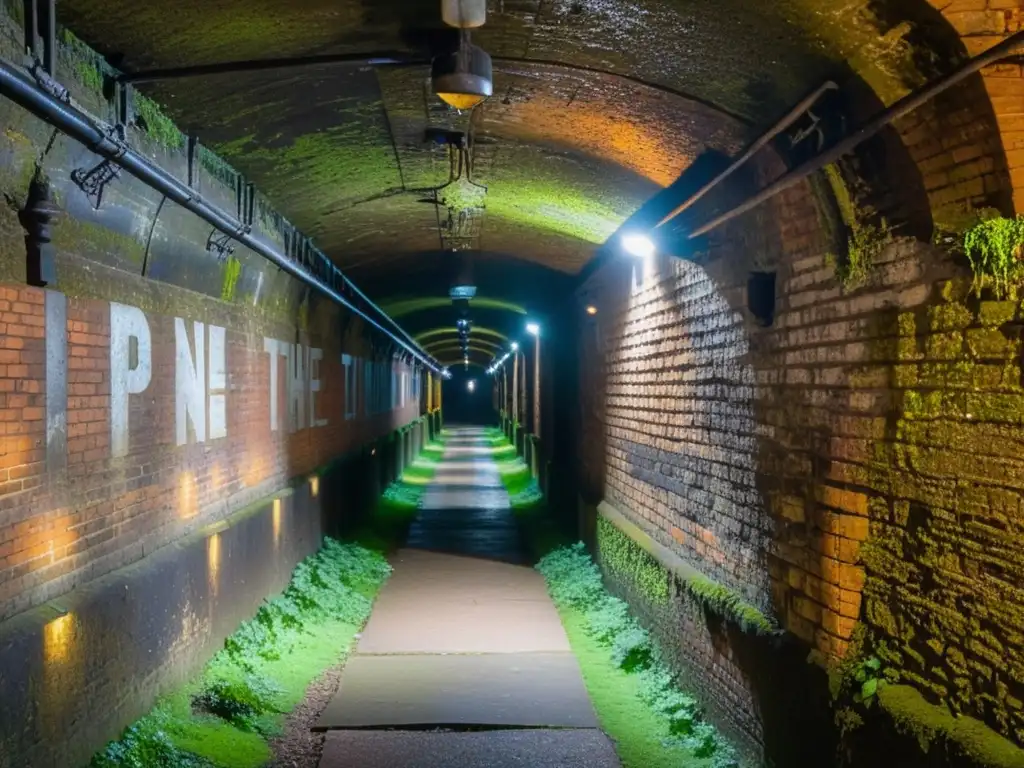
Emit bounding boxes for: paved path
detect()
[318,426,620,768]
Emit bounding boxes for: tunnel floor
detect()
[316,427,620,767]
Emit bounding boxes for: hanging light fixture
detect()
[432,34,493,110]
[442,0,486,28]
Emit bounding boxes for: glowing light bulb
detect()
[622,232,655,259]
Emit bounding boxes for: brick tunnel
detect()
[1,1,1023,766]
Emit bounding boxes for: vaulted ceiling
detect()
[58,0,966,344]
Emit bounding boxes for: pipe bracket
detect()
[71,124,127,209]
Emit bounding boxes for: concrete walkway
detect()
[317,426,620,767]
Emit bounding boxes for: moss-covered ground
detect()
[90,539,389,768]
[537,543,739,768]
[350,436,446,554]
[486,428,568,560]
[91,434,446,767]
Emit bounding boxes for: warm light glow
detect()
[526,322,540,337]
[622,232,656,259]
[178,472,197,518]
[437,92,487,110]
[207,533,221,597]
[43,613,73,664]
[272,498,282,546]
[309,475,319,498]
[586,305,598,315]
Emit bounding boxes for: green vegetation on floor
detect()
[91,539,392,768]
[487,428,569,559]
[354,436,447,553]
[537,543,740,768]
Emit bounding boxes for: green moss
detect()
[559,608,717,768]
[220,256,242,302]
[927,303,973,333]
[52,217,147,266]
[134,93,185,149]
[485,175,626,244]
[932,203,1002,245]
[962,216,1024,299]
[92,538,392,767]
[683,573,777,635]
[598,516,670,606]
[75,61,105,94]
[978,301,1019,328]
[538,544,736,766]
[821,164,893,290]
[879,684,1024,767]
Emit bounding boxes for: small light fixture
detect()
[622,232,655,259]
[432,41,493,110]
[442,0,486,28]
[467,379,476,393]
[586,305,598,315]
[511,341,519,351]
[526,322,540,337]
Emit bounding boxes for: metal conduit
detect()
[680,31,1024,240]
[0,58,443,373]
[657,80,839,227]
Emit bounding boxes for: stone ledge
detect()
[596,500,777,634]
[878,685,1024,768]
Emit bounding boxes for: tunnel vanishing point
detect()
[1,0,1024,766]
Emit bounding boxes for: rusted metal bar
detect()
[684,31,1024,240]
[657,81,839,227]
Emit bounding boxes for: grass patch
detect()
[538,543,740,768]
[486,429,570,560]
[351,437,446,552]
[91,538,391,767]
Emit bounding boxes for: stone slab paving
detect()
[319,427,619,767]
[315,653,597,729]
[355,551,569,655]
[319,730,622,768]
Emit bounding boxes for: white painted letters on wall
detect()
[110,303,152,458]
[264,337,281,431]
[287,343,306,433]
[175,319,207,446]
[208,325,227,440]
[309,347,327,427]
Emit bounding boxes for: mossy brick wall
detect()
[0,24,428,624]
[0,274,422,623]
[0,436,403,768]
[577,138,1024,758]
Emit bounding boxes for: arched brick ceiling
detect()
[59,0,964,284]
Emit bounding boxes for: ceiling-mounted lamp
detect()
[442,0,486,28]
[432,39,493,110]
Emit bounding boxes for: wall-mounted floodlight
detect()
[526,322,540,337]
[510,342,519,351]
[622,232,655,259]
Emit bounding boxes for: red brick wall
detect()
[0,273,423,622]
[577,136,1024,749]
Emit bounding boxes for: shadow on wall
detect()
[577,145,840,762]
